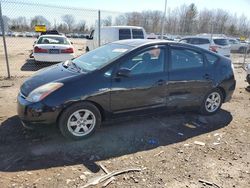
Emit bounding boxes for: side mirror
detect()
[116,68,131,78]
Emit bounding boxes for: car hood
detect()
[20,63,78,97]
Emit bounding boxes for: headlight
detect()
[26,82,63,102]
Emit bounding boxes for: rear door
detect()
[167,45,213,108]
[110,45,168,112]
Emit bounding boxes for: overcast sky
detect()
[7,0,249,18]
[1,0,250,26]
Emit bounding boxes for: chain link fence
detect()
[0,0,123,78]
[1,0,250,79]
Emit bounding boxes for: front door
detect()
[110,46,168,113]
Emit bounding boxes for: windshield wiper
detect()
[65,60,82,73]
[71,61,82,73]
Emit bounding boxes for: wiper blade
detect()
[70,61,82,73]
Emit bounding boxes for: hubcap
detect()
[67,109,96,137]
[205,92,221,113]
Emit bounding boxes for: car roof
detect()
[113,39,171,46]
[102,26,144,29]
[113,39,221,56]
[113,39,199,48]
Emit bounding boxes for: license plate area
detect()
[49,49,59,54]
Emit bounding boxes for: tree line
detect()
[1,3,250,37]
[115,3,250,37]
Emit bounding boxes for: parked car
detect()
[180,36,231,57]
[33,34,75,62]
[85,26,146,52]
[17,39,236,140]
[228,38,249,53]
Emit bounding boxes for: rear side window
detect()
[213,39,229,46]
[37,36,69,45]
[190,38,210,45]
[132,29,144,39]
[119,29,131,40]
[205,53,219,65]
[170,48,204,70]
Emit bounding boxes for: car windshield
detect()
[72,43,132,72]
[37,36,70,45]
[213,39,229,46]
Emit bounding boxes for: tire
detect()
[199,89,223,115]
[239,47,246,53]
[58,102,101,140]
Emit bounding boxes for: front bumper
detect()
[224,79,236,102]
[17,93,61,128]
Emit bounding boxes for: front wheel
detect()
[200,89,223,115]
[58,102,101,140]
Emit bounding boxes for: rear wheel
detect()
[200,89,223,115]
[58,102,101,140]
[239,47,247,53]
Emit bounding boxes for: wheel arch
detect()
[217,86,226,102]
[56,100,106,126]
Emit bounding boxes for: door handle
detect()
[156,79,165,86]
[203,74,210,80]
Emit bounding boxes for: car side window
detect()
[170,48,203,70]
[205,53,219,65]
[132,29,144,39]
[190,38,210,45]
[119,29,131,40]
[120,47,165,75]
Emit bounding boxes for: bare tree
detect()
[62,14,75,32]
[10,16,28,31]
[115,15,127,25]
[77,20,87,32]
[30,15,51,29]
[102,16,112,26]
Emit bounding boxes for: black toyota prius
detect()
[17,39,236,140]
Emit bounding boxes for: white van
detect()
[85,26,147,52]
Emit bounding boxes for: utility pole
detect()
[0,1,10,78]
[160,0,167,39]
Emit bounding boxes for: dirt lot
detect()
[0,37,250,188]
[0,37,85,77]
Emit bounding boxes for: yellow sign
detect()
[35,25,46,32]
[240,36,246,41]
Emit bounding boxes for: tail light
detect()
[34,46,48,53]
[61,48,74,53]
[209,46,220,53]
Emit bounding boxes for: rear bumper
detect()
[223,79,236,102]
[17,93,61,127]
[34,53,74,62]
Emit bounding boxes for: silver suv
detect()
[180,36,231,57]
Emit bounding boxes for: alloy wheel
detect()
[67,109,96,137]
